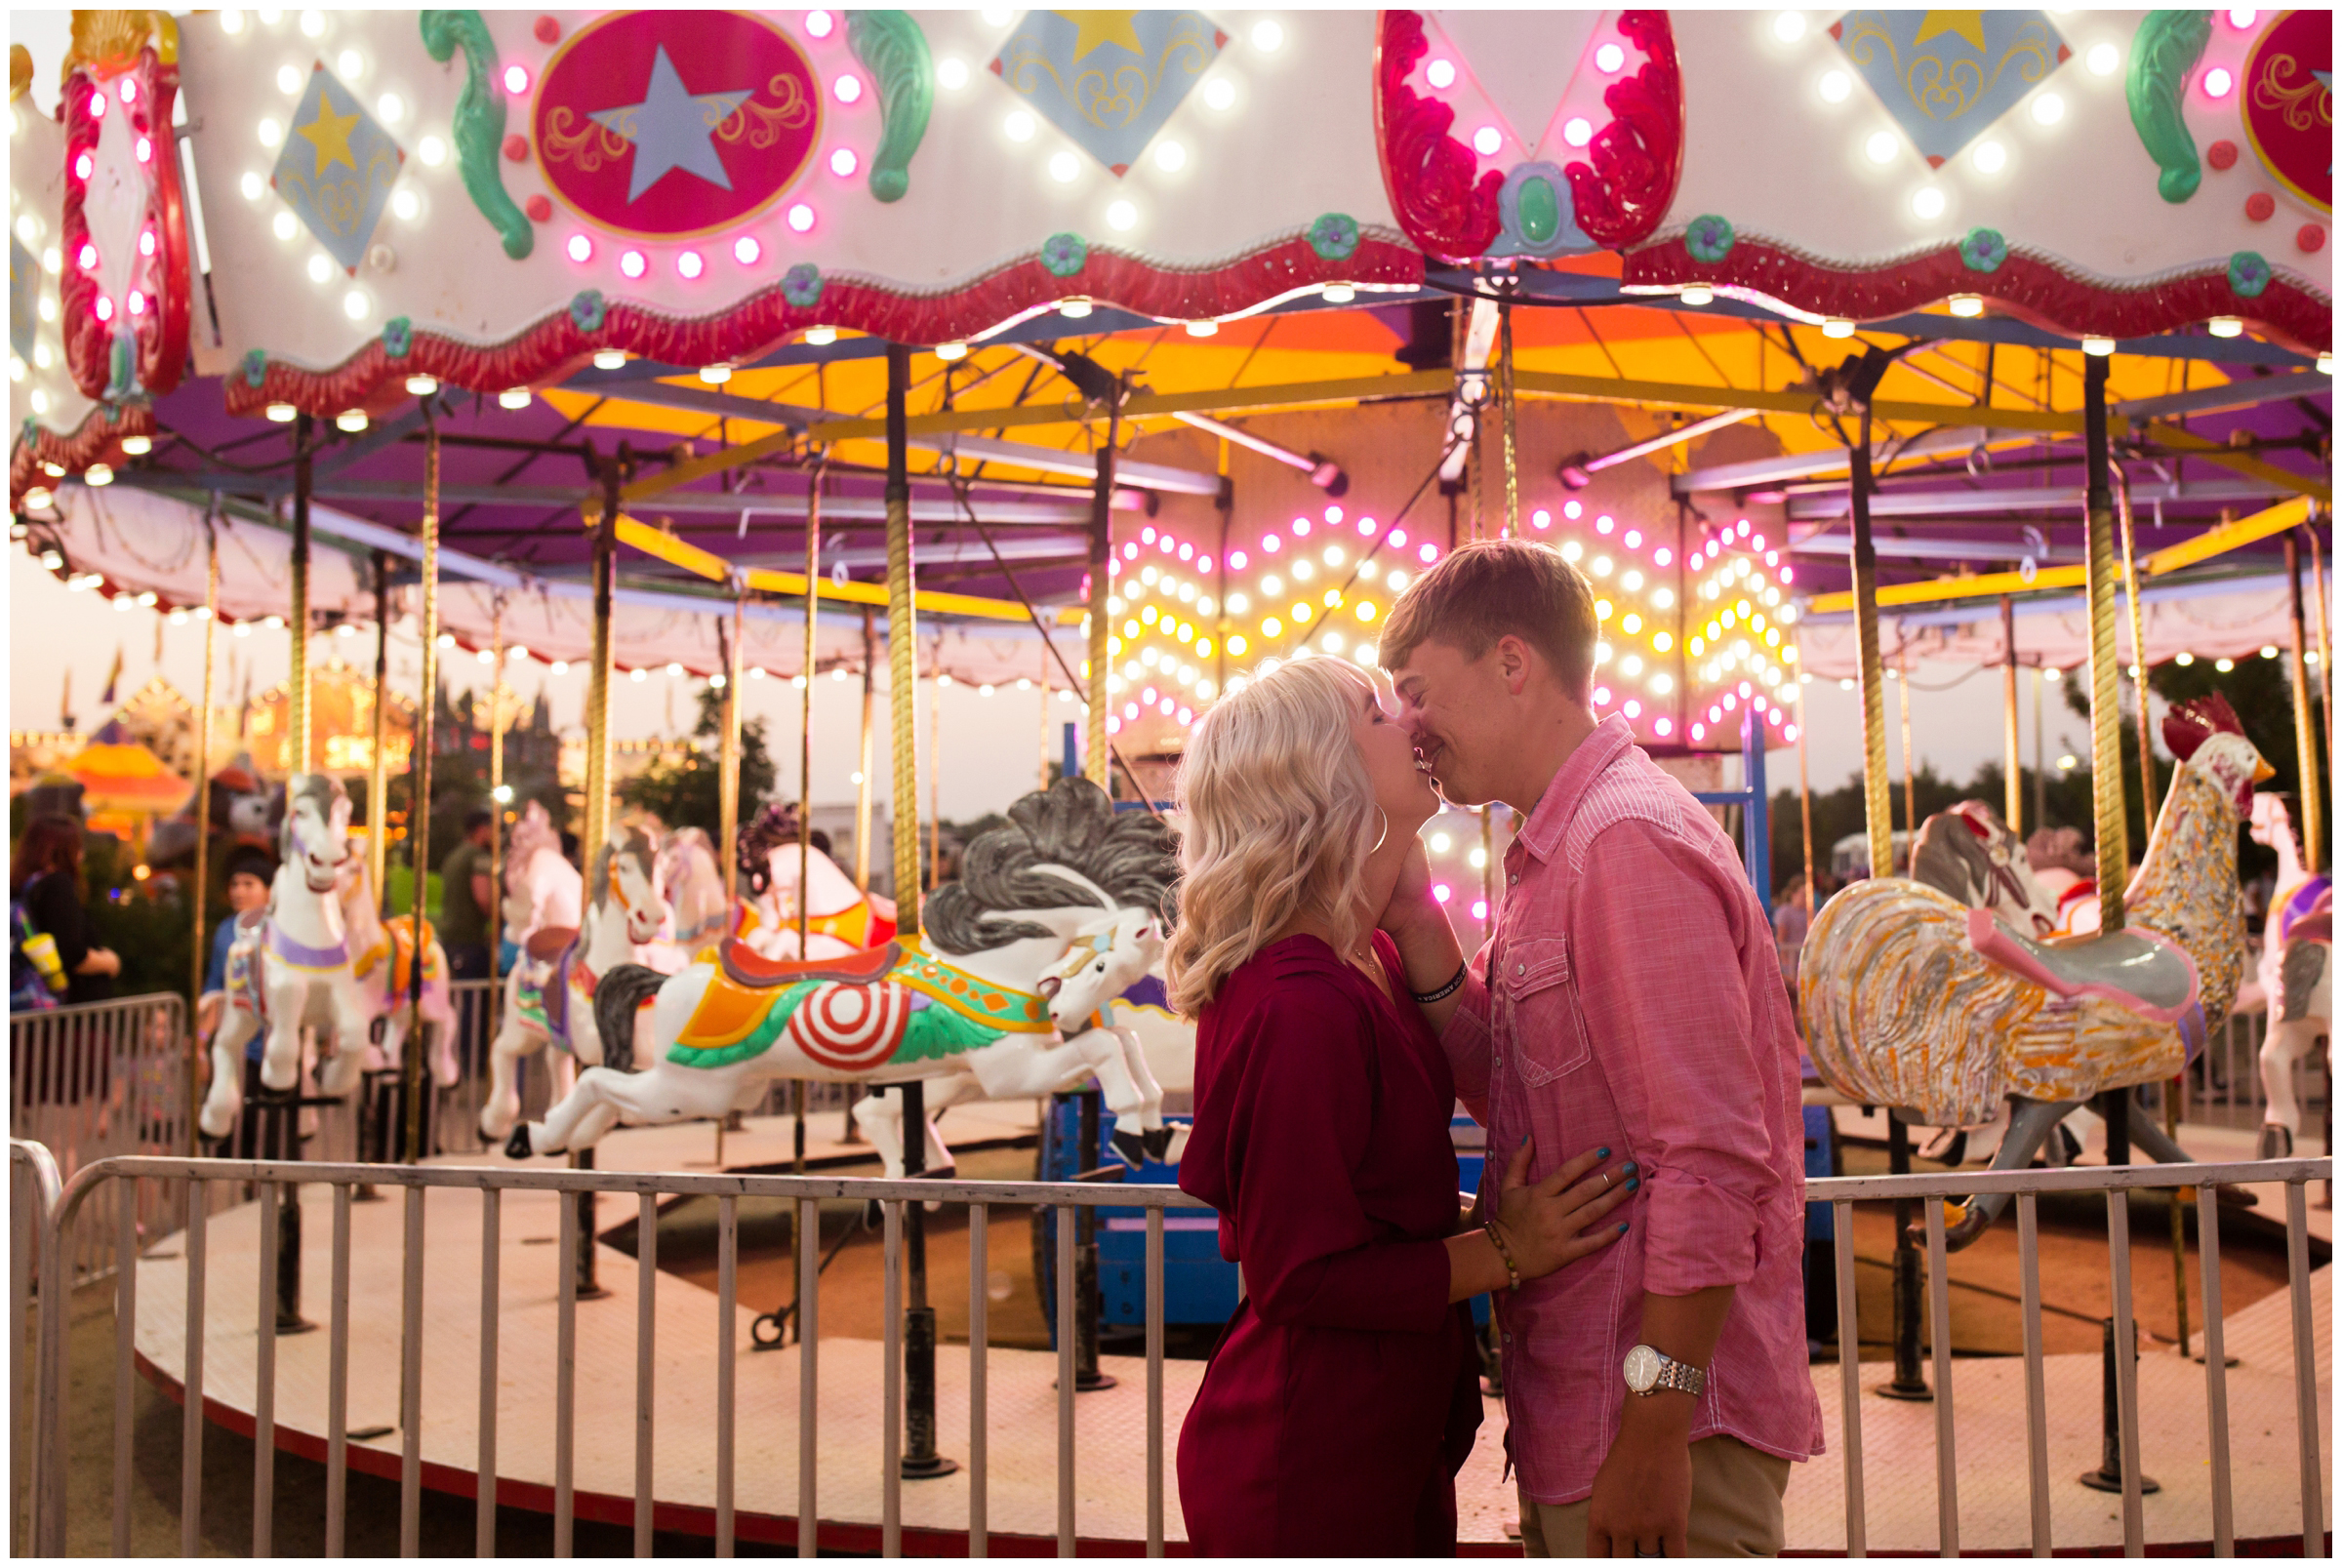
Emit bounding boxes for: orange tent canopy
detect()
[70,742,191,813]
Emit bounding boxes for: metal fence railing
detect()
[9,995,193,1283]
[8,1142,2330,1558]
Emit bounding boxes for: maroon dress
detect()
[1176,932,1482,1556]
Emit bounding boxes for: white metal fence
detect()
[9,995,193,1283]
[8,1143,2330,1558]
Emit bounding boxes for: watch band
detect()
[1649,1355,1705,1398]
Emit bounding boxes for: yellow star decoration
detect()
[1913,11,1989,50]
[1054,10,1144,61]
[297,88,361,176]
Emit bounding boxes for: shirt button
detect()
[1514,962,1526,976]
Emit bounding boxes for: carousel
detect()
[7,6,2331,1554]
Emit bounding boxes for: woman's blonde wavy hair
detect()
[1164,657,1379,1017]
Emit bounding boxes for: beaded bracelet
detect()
[1482,1217,1522,1292]
[1410,959,1469,1006]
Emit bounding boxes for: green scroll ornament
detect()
[420,10,534,259]
[846,11,932,204]
[2126,11,2214,204]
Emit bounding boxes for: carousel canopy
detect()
[7,10,2331,754]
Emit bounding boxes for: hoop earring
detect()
[1371,806,1390,854]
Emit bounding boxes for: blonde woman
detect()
[1167,656,1635,1556]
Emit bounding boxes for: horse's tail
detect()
[594,964,668,1073]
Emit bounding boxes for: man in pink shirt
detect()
[1377,540,1822,1556]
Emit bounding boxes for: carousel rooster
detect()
[1802,697,2271,1248]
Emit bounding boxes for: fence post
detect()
[1074,1088,1115,1393]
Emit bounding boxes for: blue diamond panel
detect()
[271,63,403,274]
[990,10,1226,177]
[1833,11,2071,168]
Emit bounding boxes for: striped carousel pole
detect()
[404,426,441,1166]
[1852,402,1928,1402]
[883,343,954,1482]
[2081,357,2129,933]
[368,551,392,906]
[186,506,220,1156]
[1084,386,1119,789]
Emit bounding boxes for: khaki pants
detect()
[1518,1435,1790,1557]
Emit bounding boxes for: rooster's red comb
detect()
[2161,694,2247,762]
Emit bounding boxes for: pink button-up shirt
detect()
[1444,716,1823,1505]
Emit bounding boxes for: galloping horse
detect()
[1803,698,2272,1247]
[499,799,582,972]
[338,853,459,1089]
[650,827,732,969]
[475,824,671,1141]
[506,778,1179,1180]
[2250,791,2333,1157]
[734,802,897,960]
[198,775,374,1141]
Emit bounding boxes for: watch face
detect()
[1623,1344,1661,1392]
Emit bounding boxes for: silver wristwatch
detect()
[1623,1343,1706,1399]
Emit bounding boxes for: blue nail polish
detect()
[1621,1160,1637,1175]
[1597,1146,1612,1159]
[1617,1222,1630,1233]
[1626,1177,1640,1193]
[1520,1134,1531,1147]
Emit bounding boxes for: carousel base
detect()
[130,1123,2329,1554]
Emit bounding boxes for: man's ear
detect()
[1495,634,1535,697]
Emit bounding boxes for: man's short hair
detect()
[464,808,494,834]
[1379,539,1598,698]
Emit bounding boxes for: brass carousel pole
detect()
[2115,469,2190,1349]
[854,609,875,894]
[2286,533,2324,876]
[884,347,921,934]
[718,591,743,910]
[565,442,623,1303]
[1084,384,1120,788]
[1852,405,1925,1401]
[187,508,219,1156]
[1795,660,1815,915]
[290,417,313,775]
[2310,529,2332,767]
[403,426,441,1166]
[1499,299,1519,539]
[1898,650,1917,851]
[2082,358,2130,934]
[927,637,943,890]
[2117,472,2160,831]
[368,552,391,905]
[2000,597,2022,836]
[791,461,824,1326]
[487,600,505,1064]
[884,342,953,1480]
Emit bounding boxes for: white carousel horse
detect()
[506,777,1179,1180]
[197,775,375,1141]
[475,824,671,1141]
[734,802,898,960]
[1804,697,2272,1248]
[648,826,733,970]
[499,799,583,968]
[336,852,460,1089]
[2251,791,2334,1157]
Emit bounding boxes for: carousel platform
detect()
[127,1118,2330,1554]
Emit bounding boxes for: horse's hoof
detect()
[2255,1123,2294,1161]
[2216,1183,2261,1209]
[1140,1126,1174,1161]
[505,1125,537,1160]
[1111,1128,1150,1168]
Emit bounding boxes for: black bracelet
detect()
[1410,960,1469,1005]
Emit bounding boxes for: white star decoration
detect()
[589,45,752,204]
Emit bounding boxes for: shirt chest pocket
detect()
[1495,935,1593,1087]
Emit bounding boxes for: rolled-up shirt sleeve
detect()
[1571,821,1779,1295]
[1198,977,1452,1334]
[1438,957,1495,1108]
